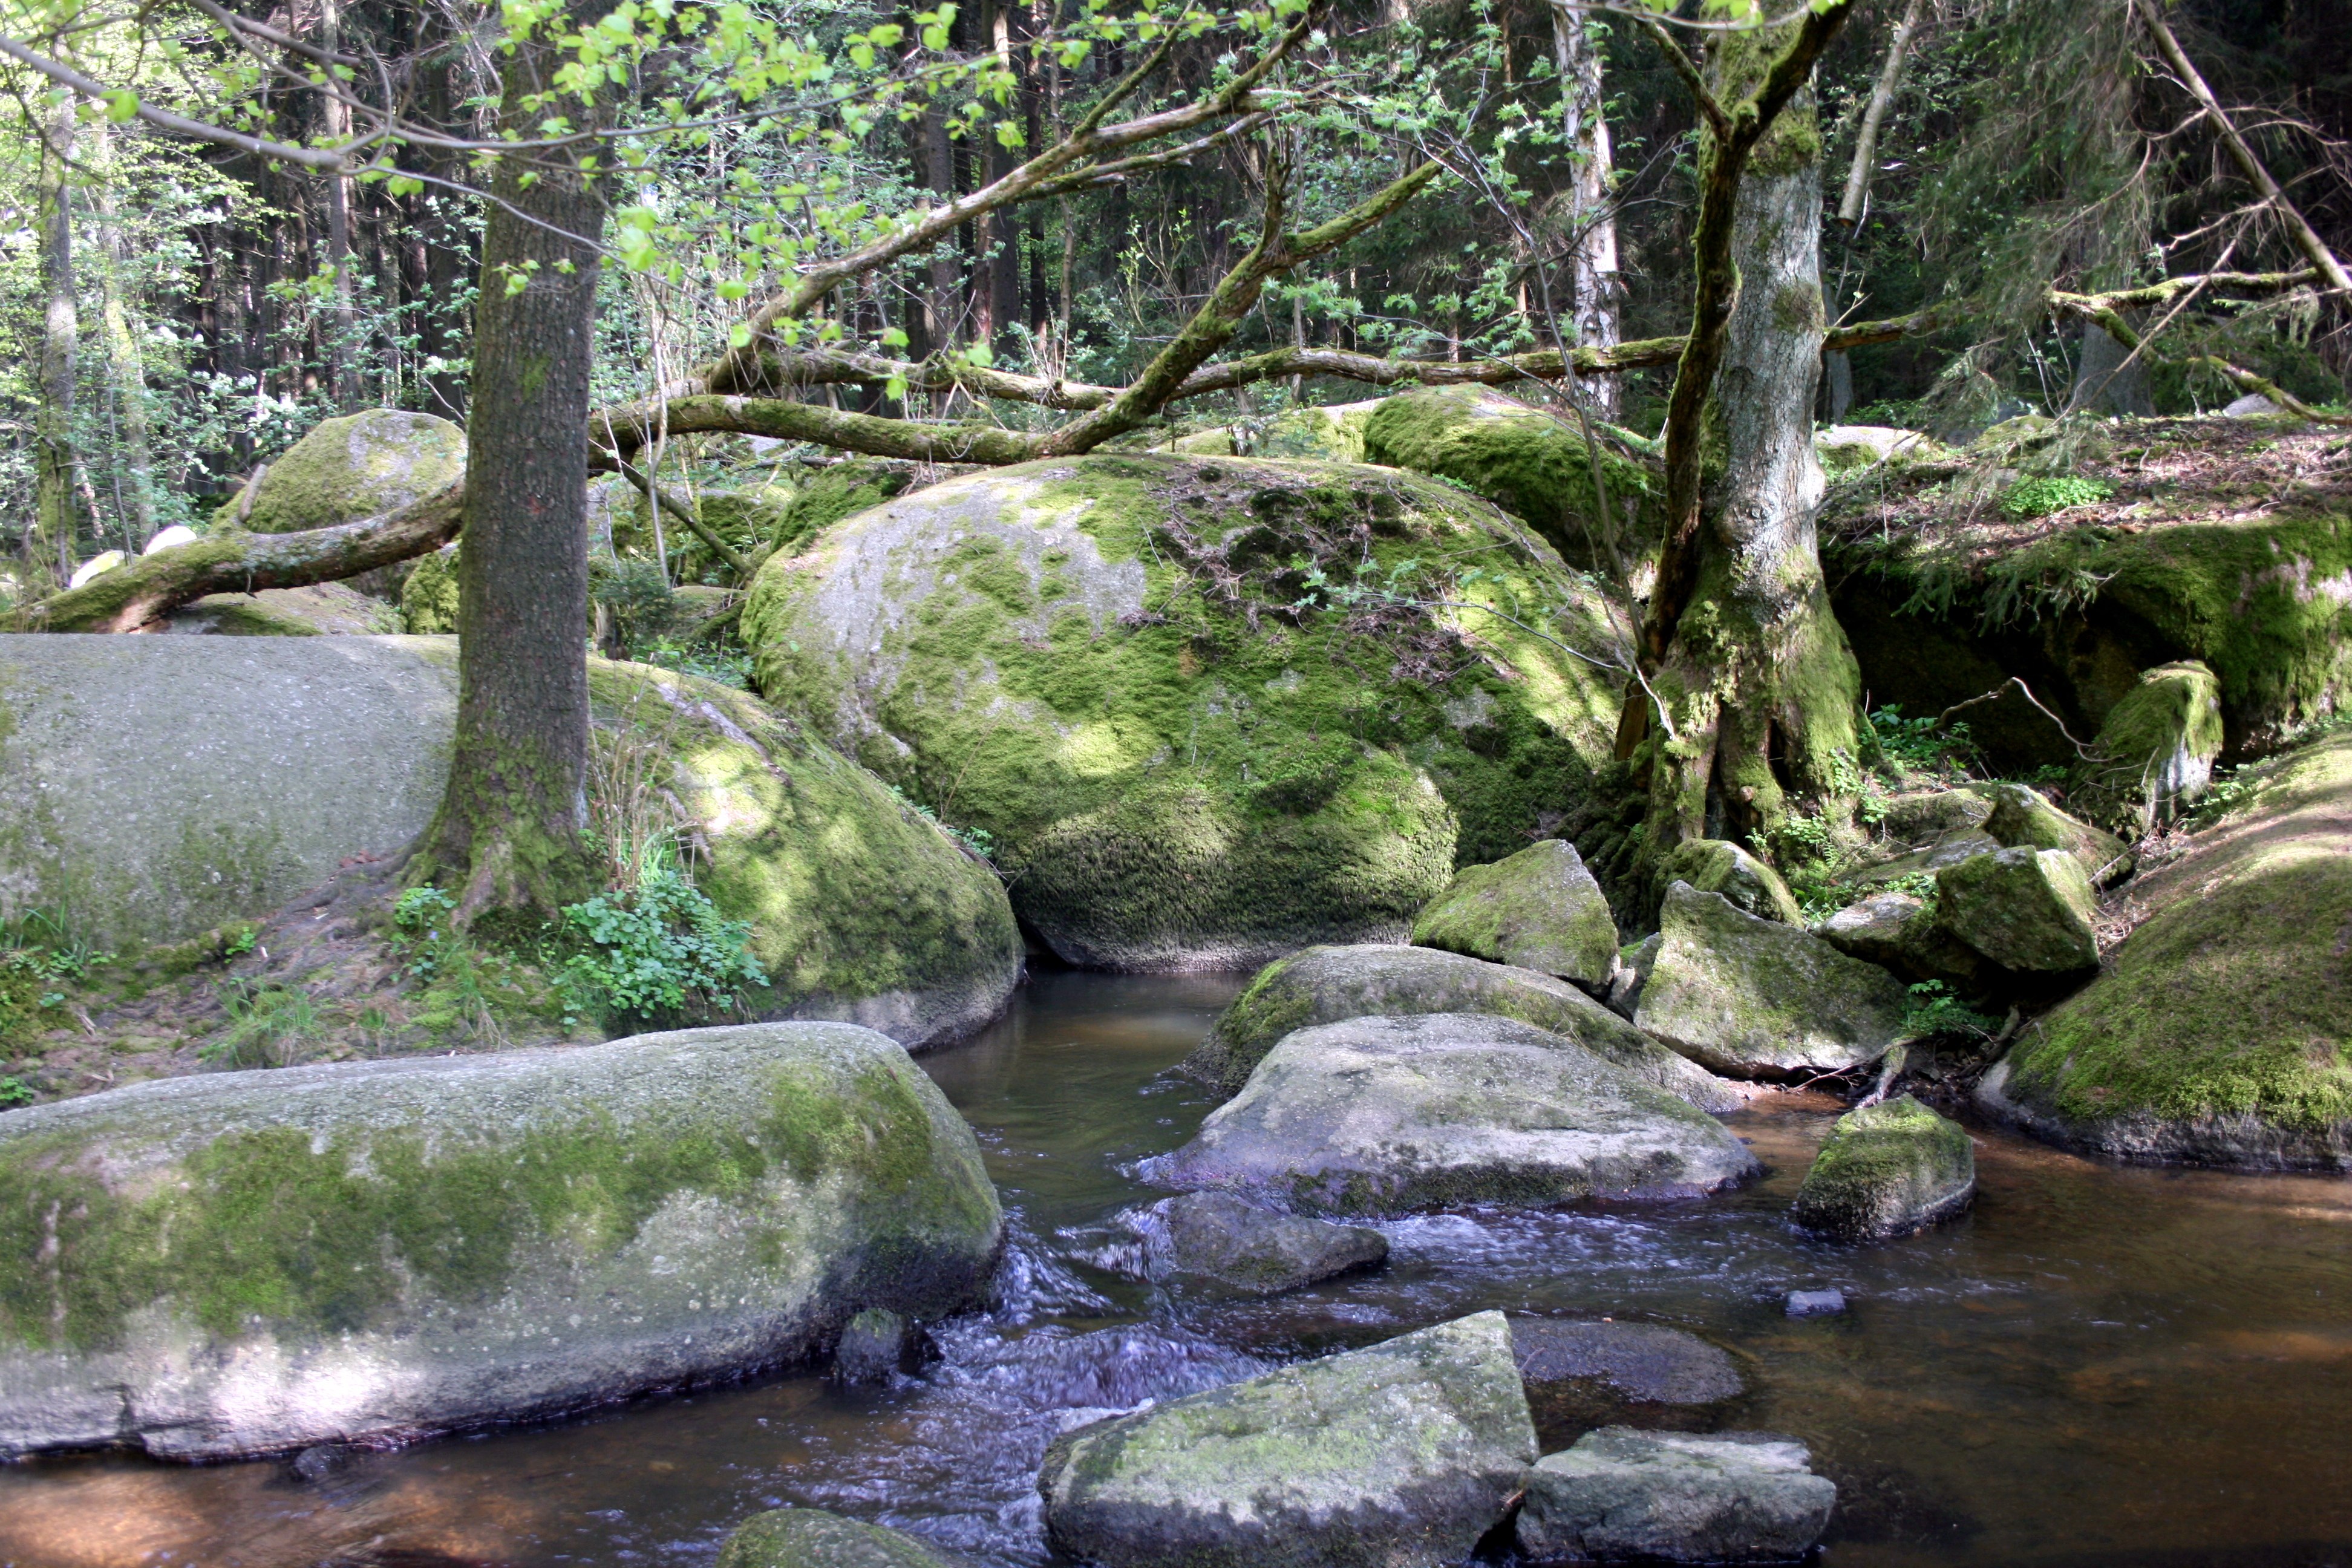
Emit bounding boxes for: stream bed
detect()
[3,970,2349,1568]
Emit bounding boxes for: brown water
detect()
[4,969,2350,1568]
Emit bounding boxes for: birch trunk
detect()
[1552,1,1619,420]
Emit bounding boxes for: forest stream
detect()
[2,970,2348,1568]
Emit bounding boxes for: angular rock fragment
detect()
[1517,1427,1837,1564]
[1934,846,2100,973]
[1412,838,1620,988]
[1656,837,1806,926]
[1791,1096,1976,1243]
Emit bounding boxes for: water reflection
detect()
[2,971,2348,1568]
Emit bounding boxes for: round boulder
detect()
[718,1507,960,1568]
[1411,838,1620,987]
[220,410,466,533]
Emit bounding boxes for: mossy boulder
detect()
[1814,425,1949,476]
[1180,943,1739,1112]
[2071,660,2225,832]
[1790,1095,1975,1243]
[742,454,1622,972]
[1038,1311,1537,1568]
[718,1509,959,1568]
[1979,782,2131,884]
[1411,838,1619,987]
[1360,385,1659,568]
[1517,1428,1837,1565]
[217,410,465,534]
[1978,731,2352,1169]
[1251,399,1382,462]
[1635,884,1910,1079]
[0,636,1020,1047]
[162,581,399,636]
[1933,846,2100,974]
[0,1022,1002,1459]
[1656,837,1805,925]
[777,460,920,547]
[1145,1013,1759,1216]
[401,544,461,633]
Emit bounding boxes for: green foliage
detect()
[1865,704,1977,778]
[2001,475,2114,520]
[201,982,321,1070]
[1903,979,2002,1042]
[639,636,753,690]
[0,1076,34,1109]
[557,867,769,1024]
[888,786,996,865]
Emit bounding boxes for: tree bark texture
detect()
[89,117,158,547]
[34,99,78,589]
[414,24,611,920]
[1552,1,1621,420]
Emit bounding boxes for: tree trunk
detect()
[321,0,358,408]
[89,117,158,547]
[33,97,78,589]
[413,22,611,921]
[1824,0,1925,427]
[1552,1,1620,420]
[1638,21,1863,874]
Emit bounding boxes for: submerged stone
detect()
[1656,837,1806,925]
[1180,943,1738,1112]
[1411,838,1620,987]
[1146,1013,1758,1218]
[1132,1190,1389,1295]
[1635,884,1910,1079]
[1517,1428,1837,1564]
[1791,1096,1976,1243]
[717,1507,960,1568]
[834,1308,916,1384]
[217,409,465,534]
[1037,1311,1537,1568]
[742,453,1624,972]
[1785,1289,1846,1318]
[1933,846,2100,973]
[1511,1318,1743,1439]
[0,1023,1002,1460]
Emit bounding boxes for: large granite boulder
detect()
[1122,1191,1389,1295]
[163,581,396,636]
[741,453,1622,972]
[717,1508,959,1568]
[2071,660,2225,832]
[217,410,466,534]
[1410,838,1619,987]
[1145,1013,1758,1217]
[0,636,1022,1049]
[0,1023,1001,1460]
[1933,846,2100,973]
[1656,837,1805,926]
[1038,1311,1537,1568]
[1978,731,2352,1170]
[1180,944,1739,1112]
[1635,885,1910,1079]
[1517,1428,1837,1564]
[1791,1096,1975,1243]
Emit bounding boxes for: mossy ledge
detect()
[0,1022,1002,1460]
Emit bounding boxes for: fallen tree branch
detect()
[11,481,465,632]
[609,457,755,579]
[2050,290,2352,425]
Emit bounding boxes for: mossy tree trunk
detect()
[33,97,77,590]
[1624,10,1863,883]
[413,21,612,921]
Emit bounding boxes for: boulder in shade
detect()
[2071,661,2225,832]
[0,1024,1002,1460]
[1180,943,1737,1112]
[1411,838,1620,987]
[717,1508,959,1568]
[1511,1318,1743,1438]
[1812,890,1924,970]
[1131,1191,1388,1295]
[1980,781,2132,886]
[1038,1311,1538,1568]
[1934,846,2100,973]
[1656,838,1806,926]
[834,1307,919,1383]
[1635,884,1910,1079]
[1791,1096,1975,1243]
[1145,1013,1758,1217]
[1517,1427,1837,1564]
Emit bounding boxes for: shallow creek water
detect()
[4,970,2350,1568]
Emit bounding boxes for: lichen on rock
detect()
[1933,846,2100,974]
[1411,838,1620,987]
[717,1508,959,1568]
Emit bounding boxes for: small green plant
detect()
[558,869,768,1022]
[392,886,462,979]
[2000,474,2114,520]
[221,924,259,959]
[203,982,321,1069]
[1883,871,1939,902]
[390,884,511,1044]
[2184,769,2261,829]
[639,636,754,690]
[888,785,997,863]
[0,1075,34,1108]
[1901,980,2002,1042]
[1866,705,1976,776]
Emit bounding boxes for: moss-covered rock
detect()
[0,1022,1002,1459]
[1145,1013,1759,1216]
[401,544,461,633]
[1360,385,1659,568]
[1250,399,1382,462]
[1517,1428,1838,1566]
[1933,846,2099,973]
[1978,731,2352,1169]
[1635,884,1909,1079]
[163,581,399,636]
[776,460,920,549]
[0,636,1019,1047]
[742,454,1622,972]
[2071,660,2225,832]
[1814,425,1949,476]
[1979,782,2131,884]
[1790,1095,1975,1243]
[1039,1312,1537,1568]
[1411,838,1619,987]
[718,1508,959,1568]
[1656,837,1805,925]
[217,410,465,534]
[1180,943,1739,1112]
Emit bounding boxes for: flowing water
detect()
[4,970,2350,1568]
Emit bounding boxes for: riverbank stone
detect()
[741,453,1624,972]
[834,1308,919,1384]
[1131,1191,1389,1295]
[1411,838,1619,987]
[1511,1318,1743,1439]
[1145,1013,1759,1217]
[1980,782,2132,884]
[717,1508,959,1568]
[1635,884,1910,1079]
[1037,1310,1537,1568]
[1933,846,2100,973]
[1180,943,1739,1112]
[0,1023,1002,1460]
[1517,1428,1837,1564]
[1791,1096,1976,1243]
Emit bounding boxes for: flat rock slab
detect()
[0,1024,1002,1460]
[1135,1191,1388,1295]
[1411,838,1620,987]
[1517,1427,1838,1564]
[1039,1311,1538,1568]
[1792,1096,1976,1243]
[718,1507,959,1568]
[1146,1013,1758,1217]
[1511,1319,1744,1406]
[1181,943,1740,1112]
[1636,884,1909,1079]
